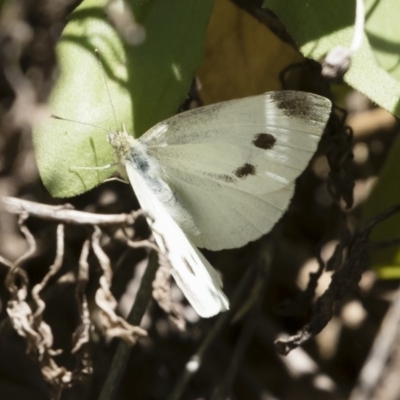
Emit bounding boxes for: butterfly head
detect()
[107,125,137,161]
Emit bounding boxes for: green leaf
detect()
[363,134,400,275]
[265,0,400,117]
[365,0,400,81]
[33,0,213,198]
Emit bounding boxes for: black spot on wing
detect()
[252,133,276,150]
[234,163,256,179]
[270,91,321,120]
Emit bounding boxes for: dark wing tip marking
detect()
[270,91,323,120]
[234,163,256,179]
[252,133,276,150]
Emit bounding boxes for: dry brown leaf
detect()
[197,0,302,104]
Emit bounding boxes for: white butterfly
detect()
[108,91,332,318]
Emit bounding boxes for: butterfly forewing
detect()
[139,91,331,250]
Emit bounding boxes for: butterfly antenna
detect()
[51,114,110,133]
[94,49,119,133]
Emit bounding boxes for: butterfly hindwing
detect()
[123,157,229,317]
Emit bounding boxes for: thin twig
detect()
[32,224,65,318]
[322,0,365,79]
[98,250,160,400]
[256,315,336,389]
[0,254,13,268]
[0,196,141,225]
[5,213,34,297]
[166,260,259,400]
[4,218,77,392]
[351,0,365,53]
[72,239,92,352]
[92,226,147,343]
[71,240,92,379]
[350,284,400,400]
[152,263,185,330]
[212,262,268,400]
